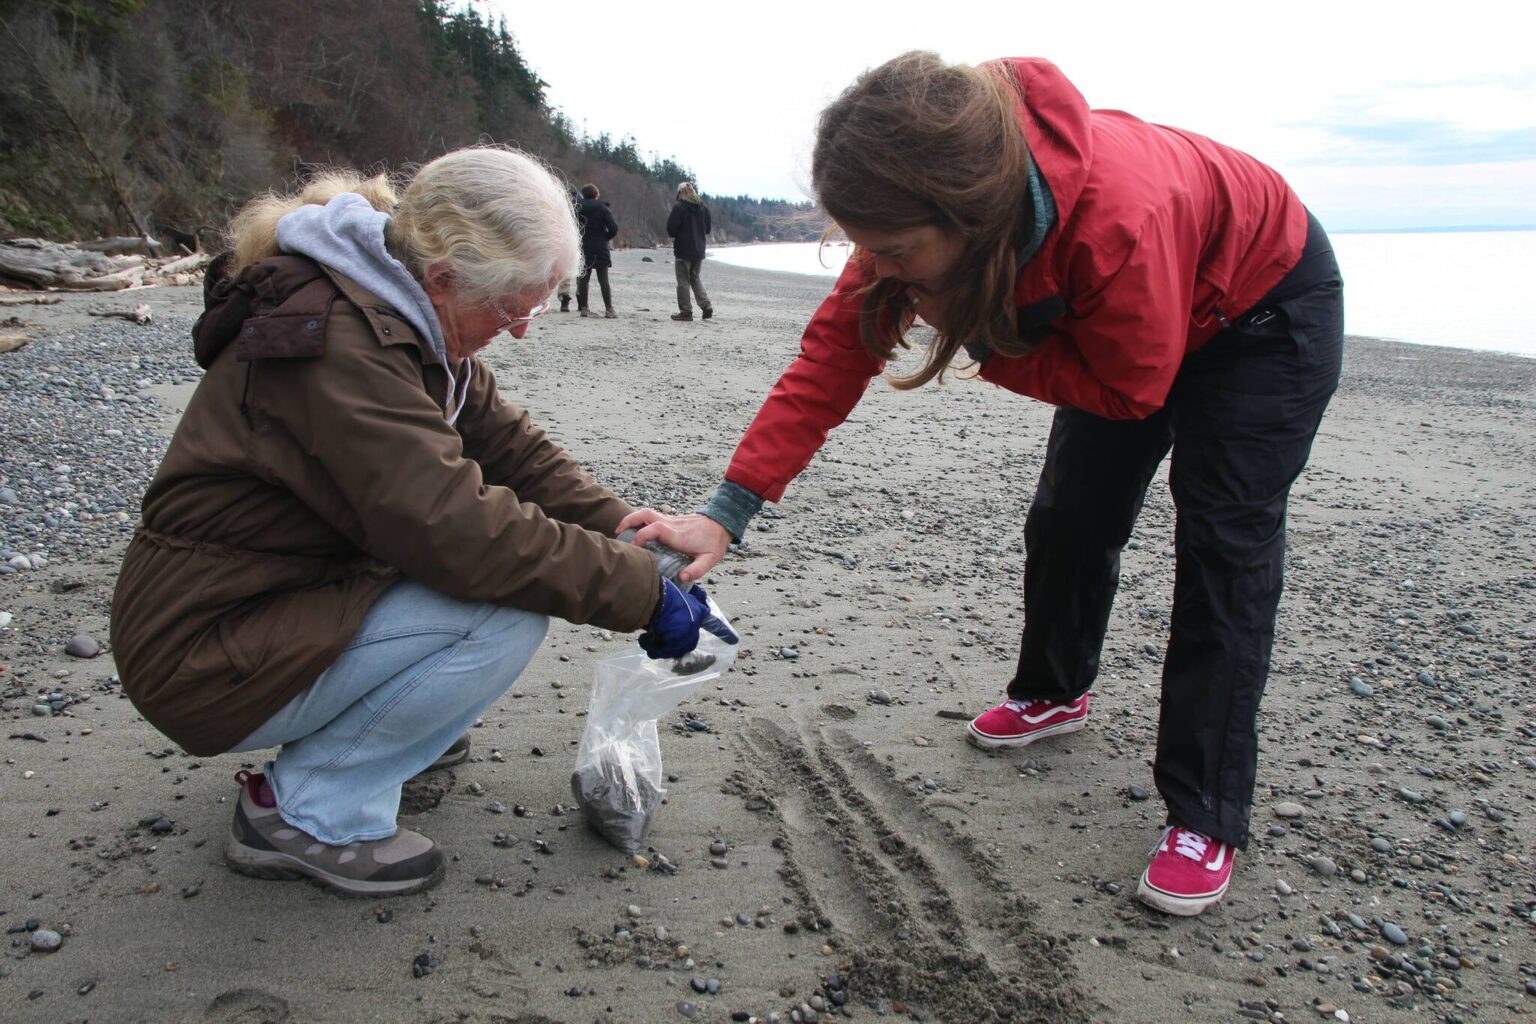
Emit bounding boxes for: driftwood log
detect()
[0,239,210,291]
[77,235,162,256]
[0,296,64,307]
[0,331,28,354]
[87,302,152,325]
[0,239,142,288]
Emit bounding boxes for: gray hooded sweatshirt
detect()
[276,192,471,424]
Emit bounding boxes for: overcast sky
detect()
[484,0,1535,231]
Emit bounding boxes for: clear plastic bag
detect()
[571,610,737,853]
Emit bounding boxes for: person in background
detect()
[558,187,580,311]
[109,147,733,898]
[576,183,619,318]
[621,52,1344,918]
[667,181,713,321]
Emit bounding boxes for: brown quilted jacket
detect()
[110,255,659,755]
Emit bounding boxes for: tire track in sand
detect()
[732,717,1086,1024]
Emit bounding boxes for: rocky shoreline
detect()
[2,251,1533,1023]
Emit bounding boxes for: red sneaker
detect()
[966,694,1090,749]
[1136,826,1234,916]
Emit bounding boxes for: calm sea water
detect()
[709,231,1536,358]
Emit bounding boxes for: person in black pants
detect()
[575,183,618,318]
[618,52,1346,917]
[667,182,713,320]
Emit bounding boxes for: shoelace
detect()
[1003,698,1058,714]
[1171,828,1209,862]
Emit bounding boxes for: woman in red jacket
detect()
[623,51,1343,916]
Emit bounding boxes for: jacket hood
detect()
[276,193,469,424]
[993,58,1094,224]
[192,253,328,369]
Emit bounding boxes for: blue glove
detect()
[639,578,739,659]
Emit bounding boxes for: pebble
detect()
[677,1000,698,1018]
[64,634,101,658]
[1273,802,1305,818]
[1397,787,1425,804]
[1127,785,1149,801]
[1275,879,1293,896]
[1381,922,1408,946]
[1349,677,1373,697]
[1370,837,1392,854]
[868,689,894,705]
[1310,856,1337,878]
[1448,809,1468,828]
[31,928,63,952]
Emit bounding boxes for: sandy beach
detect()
[2,250,1533,1024]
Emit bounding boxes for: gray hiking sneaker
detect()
[419,733,470,773]
[224,770,444,897]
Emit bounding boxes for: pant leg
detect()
[1009,408,1173,701]
[674,259,692,313]
[232,580,549,844]
[577,268,592,309]
[1155,263,1344,849]
[689,261,711,311]
[596,266,613,310]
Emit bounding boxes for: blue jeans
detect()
[232,580,548,844]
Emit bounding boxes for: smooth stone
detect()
[30,928,63,952]
[1381,922,1408,946]
[1273,802,1305,819]
[1350,868,1367,883]
[1127,785,1149,801]
[64,635,100,658]
[1425,715,1448,731]
[1397,787,1424,804]
[709,840,728,855]
[7,554,30,570]
[869,689,894,705]
[1449,810,1468,828]
[1275,879,1293,895]
[1370,837,1392,854]
[1310,856,1337,877]
[677,1000,698,1018]
[1350,678,1374,697]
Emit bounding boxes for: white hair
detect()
[391,147,581,301]
[227,146,581,300]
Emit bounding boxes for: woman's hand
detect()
[617,509,731,584]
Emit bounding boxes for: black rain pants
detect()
[1007,211,1344,849]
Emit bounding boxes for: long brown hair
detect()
[813,51,1034,389]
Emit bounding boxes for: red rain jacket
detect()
[725,58,1308,502]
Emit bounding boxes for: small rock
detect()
[31,928,63,952]
[1273,802,1305,819]
[868,689,894,705]
[64,635,101,659]
[1381,922,1408,946]
[1127,785,1149,801]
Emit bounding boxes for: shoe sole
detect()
[224,839,445,898]
[1134,872,1229,916]
[966,716,1085,749]
[420,745,469,773]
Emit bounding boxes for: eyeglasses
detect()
[490,298,550,331]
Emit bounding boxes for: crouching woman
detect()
[110,147,729,897]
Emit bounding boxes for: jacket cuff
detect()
[699,480,764,542]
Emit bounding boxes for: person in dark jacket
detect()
[666,182,713,320]
[575,183,619,318]
[621,52,1344,918]
[110,149,735,898]
[558,187,580,311]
